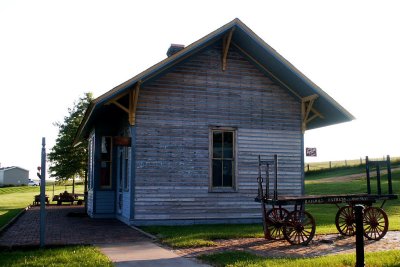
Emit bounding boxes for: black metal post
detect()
[376,165,381,195]
[257,155,262,198]
[258,155,269,239]
[387,155,393,194]
[273,154,278,201]
[365,156,371,194]
[265,164,269,199]
[354,205,365,267]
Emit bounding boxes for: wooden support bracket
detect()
[111,100,129,114]
[301,94,323,133]
[222,28,235,71]
[106,81,141,126]
[128,81,141,126]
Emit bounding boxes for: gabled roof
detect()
[75,18,354,143]
[0,166,29,172]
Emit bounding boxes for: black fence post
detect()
[387,155,393,194]
[366,156,371,194]
[329,161,332,169]
[355,205,365,267]
[376,165,382,195]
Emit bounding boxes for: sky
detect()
[1,0,400,179]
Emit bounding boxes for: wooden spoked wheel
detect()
[363,207,388,240]
[335,205,356,236]
[266,208,289,240]
[283,210,316,245]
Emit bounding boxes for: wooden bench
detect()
[33,195,49,205]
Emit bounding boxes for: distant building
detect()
[0,167,29,186]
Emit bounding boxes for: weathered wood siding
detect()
[132,43,302,224]
[87,189,94,216]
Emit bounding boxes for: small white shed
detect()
[0,167,29,186]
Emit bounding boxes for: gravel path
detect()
[176,231,400,259]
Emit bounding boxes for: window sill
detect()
[209,187,237,193]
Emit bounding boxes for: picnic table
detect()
[52,191,83,205]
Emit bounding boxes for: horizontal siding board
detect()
[134,43,302,222]
[95,191,115,214]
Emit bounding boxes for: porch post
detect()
[129,126,136,220]
[301,133,305,196]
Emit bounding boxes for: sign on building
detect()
[306,147,317,157]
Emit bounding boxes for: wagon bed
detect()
[257,193,397,206]
[255,155,398,246]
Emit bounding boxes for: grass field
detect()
[305,157,400,172]
[0,246,112,267]
[0,184,84,229]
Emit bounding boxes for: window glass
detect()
[223,159,233,187]
[223,132,233,158]
[212,159,222,187]
[212,131,222,158]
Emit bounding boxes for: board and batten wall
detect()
[131,43,302,225]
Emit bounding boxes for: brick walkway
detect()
[0,206,148,248]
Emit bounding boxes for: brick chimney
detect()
[167,44,185,57]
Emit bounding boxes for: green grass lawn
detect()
[0,246,112,267]
[143,224,264,248]
[305,166,366,181]
[0,184,84,229]
[199,250,400,267]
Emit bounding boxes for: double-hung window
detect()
[210,128,236,190]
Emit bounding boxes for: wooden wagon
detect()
[255,155,397,245]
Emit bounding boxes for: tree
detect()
[48,92,93,186]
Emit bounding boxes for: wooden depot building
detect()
[74,19,354,225]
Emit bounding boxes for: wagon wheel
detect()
[335,205,356,236]
[363,207,388,240]
[266,208,289,240]
[283,210,316,245]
